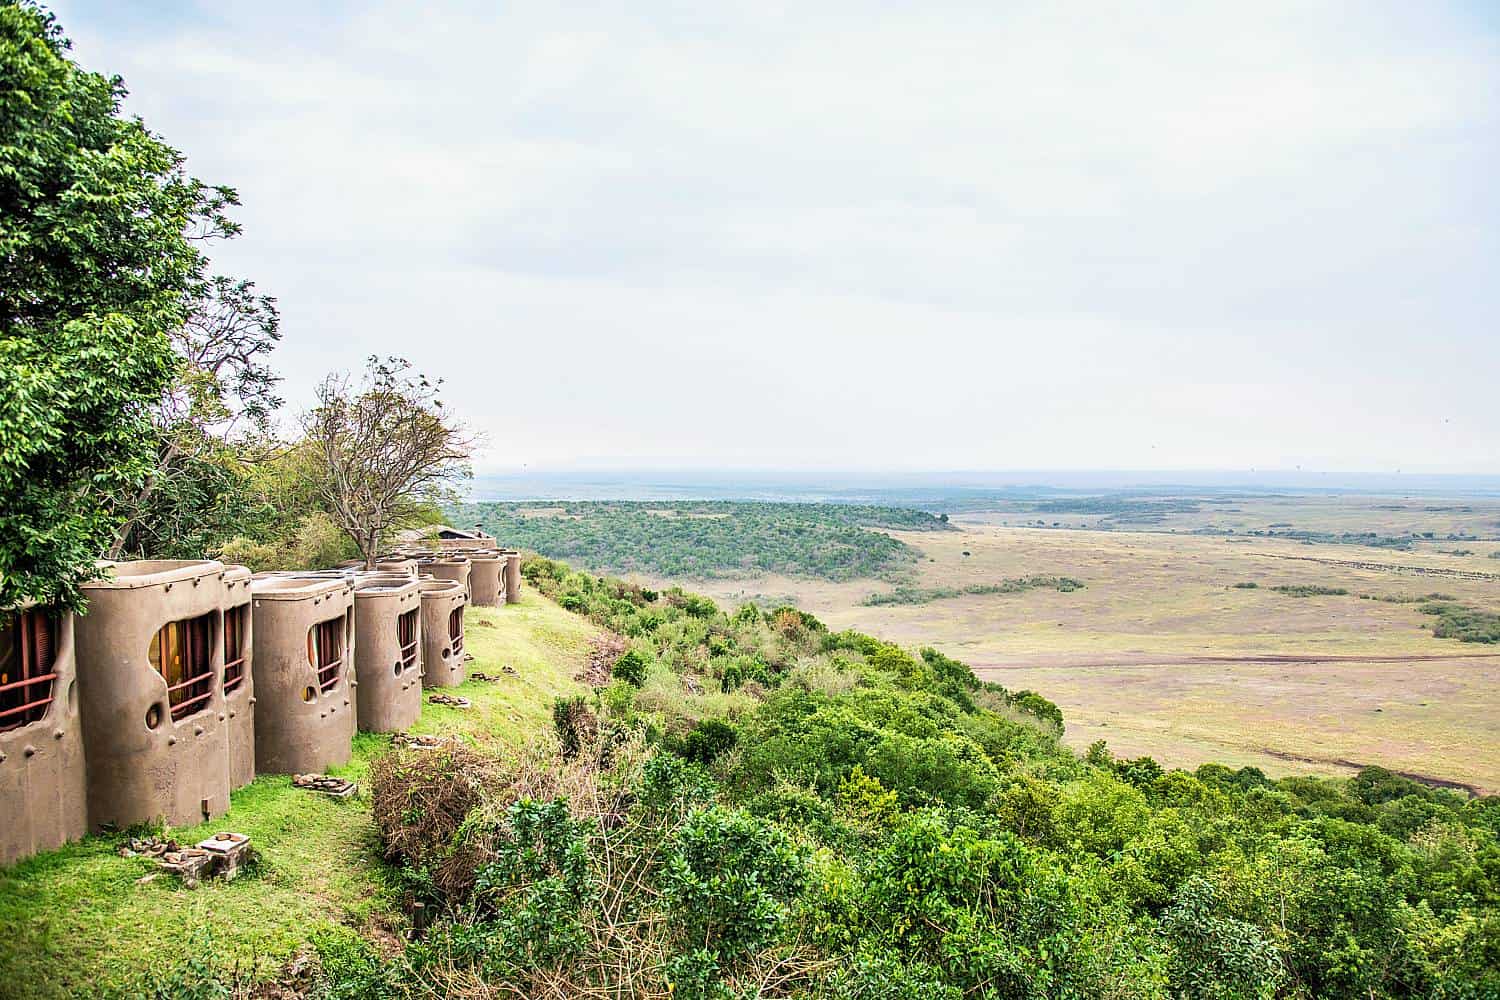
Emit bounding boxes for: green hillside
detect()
[454,501,951,581]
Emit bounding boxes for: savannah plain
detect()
[665,495,1500,794]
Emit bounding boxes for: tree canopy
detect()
[0,2,238,609]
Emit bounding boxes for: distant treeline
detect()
[454,501,950,581]
[862,575,1085,606]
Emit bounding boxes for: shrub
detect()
[675,718,738,765]
[552,696,598,760]
[612,647,650,686]
[1162,876,1283,999]
[468,798,594,966]
[661,806,808,961]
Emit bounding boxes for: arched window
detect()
[149,613,215,720]
[0,608,57,732]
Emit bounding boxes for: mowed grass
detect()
[0,593,595,1000]
[656,522,1500,794]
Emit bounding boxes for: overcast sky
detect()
[52,2,1500,475]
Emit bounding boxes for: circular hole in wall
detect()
[442,646,451,659]
[145,704,162,730]
[301,686,316,703]
[393,661,403,676]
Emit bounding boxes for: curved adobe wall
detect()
[75,560,230,830]
[249,577,356,775]
[375,557,418,578]
[467,552,504,607]
[418,578,468,688]
[352,576,422,732]
[421,556,471,600]
[502,550,523,605]
[222,564,255,792]
[0,603,86,865]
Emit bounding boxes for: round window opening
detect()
[301,686,316,704]
[393,661,403,676]
[145,704,162,730]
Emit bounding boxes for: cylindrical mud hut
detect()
[418,578,468,688]
[467,551,505,607]
[420,554,471,599]
[375,556,418,578]
[249,576,356,775]
[74,560,231,830]
[0,601,87,865]
[221,564,255,792]
[502,550,523,605]
[351,575,422,732]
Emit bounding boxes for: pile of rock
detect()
[119,832,253,888]
[426,694,472,709]
[291,773,358,798]
[391,732,449,750]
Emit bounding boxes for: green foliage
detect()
[673,718,738,765]
[1419,601,1500,644]
[0,3,238,608]
[1270,584,1350,597]
[357,557,1500,999]
[611,647,649,686]
[468,799,594,966]
[863,575,1086,606]
[661,805,807,961]
[216,509,360,572]
[455,500,949,581]
[309,926,403,1000]
[1162,877,1283,999]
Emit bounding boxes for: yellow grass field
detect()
[652,516,1500,794]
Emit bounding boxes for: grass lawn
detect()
[0,593,596,1000]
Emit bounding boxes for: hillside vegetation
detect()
[455,501,951,581]
[305,559,1493,999]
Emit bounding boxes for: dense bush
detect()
[1270,584,1350,597]
[350,557,1500,1000]
[1420,601,1500,644]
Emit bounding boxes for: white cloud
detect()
[52,0,1500,473]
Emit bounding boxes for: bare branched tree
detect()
[107,275,283,557]
[304,356,476,568]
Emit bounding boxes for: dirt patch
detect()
[576,633,626,686]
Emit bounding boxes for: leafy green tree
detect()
[0,3,237,608]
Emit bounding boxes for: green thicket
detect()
[862,575,1085,607]
[454,501,950,581]
[1269,585,1350,598]
[1419,602,1500,644]
[347,557,1500,1000]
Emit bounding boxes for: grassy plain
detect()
[638,496,1500,794]
[0,595,596,1000]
